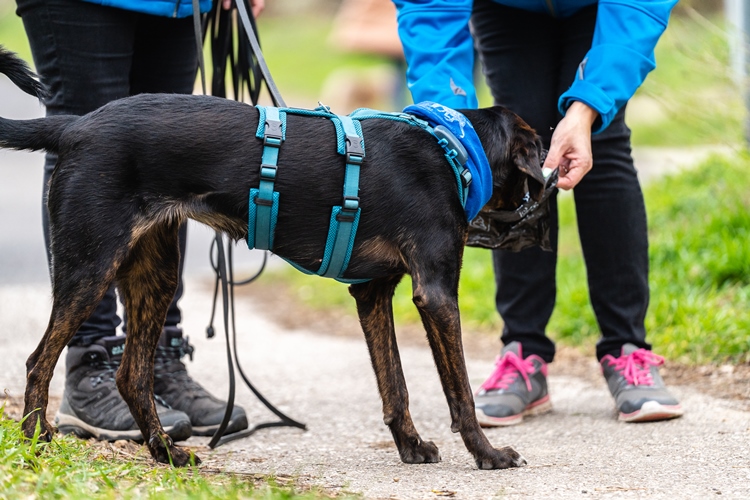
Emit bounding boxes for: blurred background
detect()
[0,0,742,145]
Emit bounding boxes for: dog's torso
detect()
[49,94,467,281]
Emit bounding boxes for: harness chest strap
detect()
[247,106,285,250]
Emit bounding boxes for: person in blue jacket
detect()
[393,0,684,425]
[15,0,263,442]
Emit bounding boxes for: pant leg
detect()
[555,8,651,360]
[129,14,197,330]
[16,0,137,344]
[471,1,565,362]
[573,109,651,360]
[473,2,651,362]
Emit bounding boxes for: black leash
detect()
[191,0,305,449]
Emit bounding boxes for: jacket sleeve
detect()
[558,0,678,133]
[392,0,477,109]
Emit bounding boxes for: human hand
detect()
[222,0,265,17]
[543,101,598,190]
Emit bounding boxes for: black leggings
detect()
[16,0,197,344]
[471,1,651,362]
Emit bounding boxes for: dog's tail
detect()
[0,46,75,152]
[0,46,46,100]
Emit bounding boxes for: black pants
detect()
[471,1,651,362]
[16,0,197,344]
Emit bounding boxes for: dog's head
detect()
[463,106,546,211]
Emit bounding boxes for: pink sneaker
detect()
[474,342,552,427]
[601,344,683,423]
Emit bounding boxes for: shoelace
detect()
[479,351,536,392]
[606,349,664,386]
[89,360,118,387]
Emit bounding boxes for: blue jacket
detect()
[392,0,678,133]
[81,0,212,18]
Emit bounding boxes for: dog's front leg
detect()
[349,276,441,464]
[411,269,526,470]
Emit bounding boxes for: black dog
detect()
[0,47,545,469]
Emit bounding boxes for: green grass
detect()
[0,409,352,499]
[264,153,750,365]
[628,13,743,146]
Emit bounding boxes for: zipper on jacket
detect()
[545,0,556,16]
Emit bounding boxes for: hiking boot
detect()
[153,328,248,436]
[55,335,192,442]
[474,341,552,427]
[601,343,684,423]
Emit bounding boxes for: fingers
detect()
[543,102,597,190]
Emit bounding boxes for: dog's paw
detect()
[21,413,54,442]
[475,446,526,470]
[399,439,441,464]
[148,433,201,467]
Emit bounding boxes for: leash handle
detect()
[233,0,286,107]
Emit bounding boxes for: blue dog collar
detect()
[403,102,493,221]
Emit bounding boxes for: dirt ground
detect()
[3,277,749,499]
[236,278,750,408]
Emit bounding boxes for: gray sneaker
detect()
[153,328,248,436]
[474,341,552,427]
[600,343,683,423]
[55,335,192,442]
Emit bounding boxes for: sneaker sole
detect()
[476,395,553,427]
[190,414,250,436]
[619,400,684,423]
[55,413,193,442]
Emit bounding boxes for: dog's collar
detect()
[402,102,493,221]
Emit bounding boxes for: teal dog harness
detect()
[247,105,473,283]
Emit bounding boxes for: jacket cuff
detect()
[558,80,615,135]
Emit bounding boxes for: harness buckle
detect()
[260,164,278,181]
[336,195,360,222]
[345,135,365,164]
[263,119,283,147]
[254,196,273,207]
[460,168,473,187]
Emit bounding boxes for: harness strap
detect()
[320,115,363,278]
[248,106,285,250]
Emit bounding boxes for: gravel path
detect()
[3,278,749,499]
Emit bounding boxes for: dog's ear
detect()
[513,136,546,202]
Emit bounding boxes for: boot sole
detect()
[476,395,553,427]
[55,412,193,442]
[190,414,249,436]
[619,400,684,423]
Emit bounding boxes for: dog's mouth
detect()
[487,166,557,226]
[467,148,558,252]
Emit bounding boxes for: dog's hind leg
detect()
[409,251,526,470]
[349,275,441,464]
[23,239,124,441]
[114,221,196,467]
